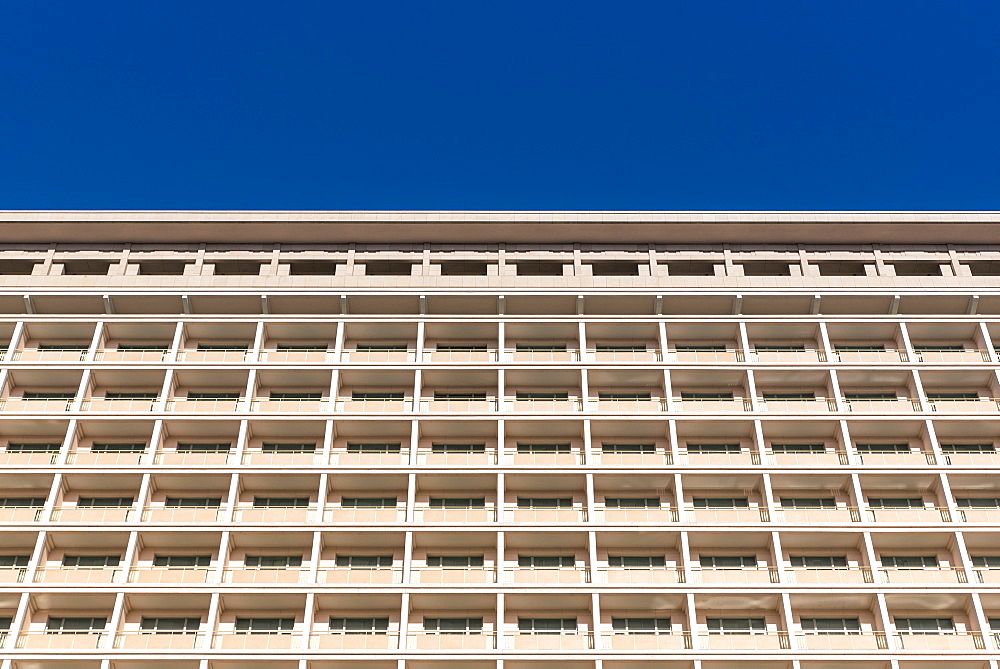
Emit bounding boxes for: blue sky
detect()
[1,1,998,210]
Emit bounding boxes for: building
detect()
[1,210,1000,669]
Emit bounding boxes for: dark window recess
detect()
[428,497,485,509]
[780,498,836,509]
[789,555,848,568]
[596,344,646,352]
[941,443,995,454]
[956,498,1000,508]
[91,442,146,453]
[427,555,484,567]
[608,555,666,568]
[516,392,569,400]
[891,261,942,277]
[424,617,483,632]
[436,344,488,351]
[276,344,327,352]
[967,260,1000,276]
[286,260,341,276]
[135,260,189,276]
[881,555,939,568]
[680,392,733,400]
[335,555,393,568]
[438,261,488,276]
[341,497,396,508]
[801,618,862,634]
[518,555,574,567]
[675,344,726,351]
[177,443,231,453]
[117,343,169,351]
[856,443,910,454]
[927,392,979,400]
[329,617,389,633]
[666,260,716,276]
[763,392,816,400]
[234,618,295,633]
[165,497,221,508]
[46,616,107,632]
[867,498,923,509]
[245,555,303,568]
[687,443,740,454]
[605,497,660,508]
[913,344,965,352]
[196,344,248,351]
[261,442,317,454]
[62,555,120,567]
[517,443,571,454]
[602,443,655,454]
[0,555,30,568]
[61,260,112,276]
[517,497,572,508]
[352,392,404,400]
[186,392,240,400]
[22,391,75,399]
[211,260,264,276]
[516,261,565,276]
[355,344,408,352]
[268,392,322,400]
[972,556,1000,568]
[612,617,671,632]
[153,555,211,568]
[519,617,577,632]
[707,617,766,634]
[6,443,61,453]
[0,260,38,275]
[740,261,791,276]
[431,443,486,453]
[253,497,309,508]
[38,343,89,351]
[599,392,652,400]
[700,555,756,568]
[590,261,639,276]
[140,617,201,632]
[816,261,867,276]
[433,392,487,400]
[771,443,826,454]
[346,442,401,454]
[693,498,749,509]
[844,392,897,400]
[364,261,413,276]
[754,344,806,352]
[836,344,886,352]
[0,497,46,508]
[103,392,159,400]
[77,497,133,507]
[516,343,567,352]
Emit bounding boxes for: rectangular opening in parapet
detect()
[966,261,1000,276]
[666,261,716,276]
[739,261,792,276]
[890,261,942,277]
[0,260,38,275]
[438,261,488,276]
[816,261,867,276]
[60,260,113,275]
[515,261,566,276]
[135,260,189,276]
[364,261,414,276]
[212,260,265,276]
[287,260,341,276]
[590,261,640,276]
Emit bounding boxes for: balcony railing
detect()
[232,506,317,523]
[95,348,170,362]
[49,506,135,523]
[222,567,312,584]
[502,507,588,523]
[10,348,89,362]
[140,506,227,523]
[32,566,123,584]
[334,398,410,413]
[152,451,235,466]
[865,506,952,523]
[682,451,761,466]
[250,398,329,412]
[504,631,595,650]
[176,348,250,363]
[318,566,403,584]
[328,451,408,466]
[504,348,581,362]
[697,632,790,650]
[165,398,243,412]
[419,398,499,412]
[593,397,669,412]
[689,566,781,584]
[503,451,584,466]
[774,507,862,524]
[0,397,74,412]
[751,349,827,364]
[594,506,679,523]
[257,349,333,363]
[769,450,850,466]
[785,566,874,584]
[65,449,146,466]
[79,398,159,413]
[322,507,407,523]
[596,452,672,466]
[833,349,908,363]
[0,566,29,583]
[0,507,45,522]
[412,506,497,523]
[843,397,921,413]
[211,632,301,650]
[113,632,204,650]
[310,631,399,650]
[855,451,936,466]
[795,631,888,651]
[0,451,61,466]
[673,397,751,413]
[600,631,692,650]
[127,566,214,584]
[973,567,1000,584]
[502,567,591,584]
[406,631,497,650]
[417,449,499,466]
[684,506,770,523]
[595,566,685,584]
[668,348,745,363]
[503,397,583,412]
[241,451,324,466]
[587,349,663,363]
[877,566,968,584]
[759,397,838,413]
[410,566,497,584]
[340,349,415,363]
[914,348,992,363]
[423,348,498,363]
[15,631,108,650]
[943,451,1000,467]
[927,397,1000,413]
[893,631,985,651]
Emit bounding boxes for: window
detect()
[913,344,965,352]
[700,555,756,569]
[602,443,655,454]
[140,617,201,633]
[972,556,1000,568]
[427,555,484,567]
[516,261,565,276]
[186,392,240,400]
[62,555,120,567]
[438,261,488,276]
[941,443,996,454]
[894,618,954,633]
[165,497,222,508]
[816,261,867,276]
[0,616,11,630]
[341,497,396,508]
[428,497,485,509]
[153,555,211,568]
[424,617,483,633]
[103,392,158,400]
[434,392,487,400]
[268,392,322,400]
[91,442,146,453]
[0,497,46,508]
[78,497,134,507]
[336,555,393,568]
[436,344,489,352]
[740,261,791,276]
[431,443,486,453]
[261,442,316,453]
[675,344,726,352]
[680,392,733,400]
[763,392,815,400]
[881,555,938,569]
[235,618,295,634]
[599,392,652,400]
[780,498,836,509]
[693,498,749,509]
[352,391,405,400]
[605,497,661,508]
[516,343,567,352]
[686,443,740,454]
[0,555,30,568]
[755,344,807,352]
[518,555,574,567]
[196,344,248,352]
[590,261,639,276]
[771,443,826,454]
[39,342,89,351]
[22,391,75,399]
[46,617,107,633]
[5,442,61,453]
[517,497,572,508]
[211,260,264,276]
[867,498,923,509]
[927,392,979,400]
[519,617,577,633]
[515,392,569,400]
[329,617,389,634]
[517,443,570,454]
[596,344,647,352]
[286,260,340,276]
[890,261,942,277]
[612,617,670,633]
[253,497,309,508]
[117,343,169,351]
[801,618,861,634]
[956,498,1000,508]
[177,442,231,453]
[363,261,413,276]
[707,618,766,634]
[346,442,402,453]
[836,344,886,352]
[845,392,897,400]
[355,344,408,352]
[609,555,666,568]
[245,555,303,569]
[276,344,328,352]
[789,555,848,569]
[856,443,910,454]
[666,260,716,276]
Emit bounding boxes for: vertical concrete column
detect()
[745,369,760,412]
[250,320,265,362]
[308,531,322,584]
[233,420,250,468]
[752,419,769,467]
[585,472,595,524]
[771,531,787,583]
[71,368,92,412]
[56,419,77,466]
[496,530,505,586]
[321,419,334,466]
[25,530,48,585]
[40,472,63,523]
[5,320,25,360]
[406,473,416,523]
[397,592,410,650]
[828,369,844,412]
[241,368,258,412]
[667,419,680,467]
[838,419,858,466]
[496,320,505,363]
[412,369,422,412]
[778,592,796,649]
[168,321,185,362]
[679,530,693,585]
[415,318,425,363]
[495,592,504,650]
[760,472,777,524]
[581,418,593,466]
[156,368,175,412]
[315,473,329,525]
[497,418,505,467]
[673,473,686,522]
[817,321,834,363]
[301,592,315,650]
[590,591,602,649]
[133,472,153,524]
[408,419,420,467]
[85,321,105,362]
[898,321,917,362]
[332,319,346,361]
[497,368,505,413]
[146,419,165,466]
[497,472,505,523]
[202,591,222,650]
[685,592,698,650]
[7,592,32,658]
[223,473,241,523]
[978,321,998,362]
[212,531,232,584]
[106,591,127,650]
[910,368,929,413]
[849,473,869,523]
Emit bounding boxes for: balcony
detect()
[420,396,498,413]
[165,396,243,413]
[318,566,402,585]
[751,347,826,364]
[65,446,147,466]
[211,631,301,650]
[588,347,662,363]
[927,396,1000,414]
[505,631,595,650]
[759,396,837,413]
[877,566,967,585]
[335,396,410,413]
[785,567,874,585]
[595,505,679,524]
[250,396,328,413]
[50,505,135,523]
[503,506,588,523]
[913,347,991,364]
[222,566,311,584]
[33,566,122,584]
[340,347,414,363]
[774,507,861,524]
[113,632,204,650]
[16,631,108,650]
[411,566,497,584]
[424,347,498,363]
[233,505,315,523]
[323,507,406,523]
[506,347,580,363]
[833,347,907,364]
[796,632,888,650]
[596,566,684,584]
[674,395,750,413]
[685,506,769,524]
[95,347,170,363]
[310,631,399,650]
[843,396,920,413]
[0,396,75,412]
[258,348,332,363]
[865,506,951,523]
[503,567,590,584]
[690,566,780,584]
[698,632,790,650]
[176,348,250,363]
[79,397,158,413]
[593,395,668,412]
[9,347,89,362]
[405,631,496,650]
[505,395,582,412]
[600,631,692,650]
[669,347,744,363]
[413,506,496,523]
[127,566,214,585]
[140,505,226,523]
[893,631,985,651]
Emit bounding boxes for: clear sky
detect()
[1,1,998,210]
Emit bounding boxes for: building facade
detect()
[1,211,1000,669]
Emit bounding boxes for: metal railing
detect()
[32,566,123,583]
[594,506,679,523]
[221,566,313,584]
[258,349,332,363]
[927,397,1000,413]
[758,397,838,413]
[774,507,862,523]
[877,566,968,584]
[667,348,745,363]
[843,397,922,413]
[501,567,590,584]
[9,348,89,362]
[600,631,692,650]
[406,631,497,650]
[503,397,583,412]
[176,349,250,363]
[113,632,204,649]
[410,566,498,584]
[309,631,399,650]
[422,348,499,362]
[893,631,985,651]
[795,631,888,650]
[322,507,407,523]
[784,566,874,584]
[683,506,770,523]
[673,397,752,413]
[503,631,595,650]
[49,506,136,523]
[751,349,827,363]
[586,349,663,362]
[592,397,669,412]
[504,348,581,362]
[333,398,410,412]
[412,506,497,522]
[594,566,685,584]
[164,398,243,412]
[140,506,227,523]
[211,631,301,649]
[697,631,790,650]
[502,507,589,522]
[127,566,214,584]
[419,398,499,412]
[340,349,415,363]
[317,566,403,584]
[95,348,170,362]
[865,506,952,523]
[65,450,147,465]
[0,398,74,412]
[15,631,108,650]
[689,566,781,584]
[833,349,908,363]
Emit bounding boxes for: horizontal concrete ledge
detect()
[1,210,999,244]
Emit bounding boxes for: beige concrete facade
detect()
[0,211,999,669]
